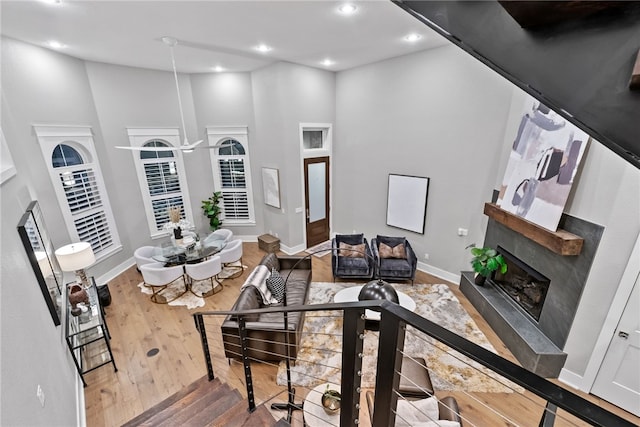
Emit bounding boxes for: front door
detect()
[591,275,640,416]
[304,156,330,248]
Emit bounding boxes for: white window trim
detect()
[207,126,256,226]
[126,127,194,238]
[33,124,122,261]
[299,123,333,158]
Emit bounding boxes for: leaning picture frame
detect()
[386,174,430,234]
[262,167,281,209]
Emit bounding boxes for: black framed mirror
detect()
[17,200,63,326]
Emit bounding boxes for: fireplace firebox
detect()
[489,246,550,321]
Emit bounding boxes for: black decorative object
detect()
[173,226,182,239]
[358,278,399,304]
[98,283,112,307]
[474,274,486,286]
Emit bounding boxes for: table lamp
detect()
[55,242,95,288]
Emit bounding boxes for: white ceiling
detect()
[0,0,449,73]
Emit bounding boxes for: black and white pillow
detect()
[266,268,286,303]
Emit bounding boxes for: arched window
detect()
[35,126,121,258]
[207,127,255,225]
[127,129,193,236]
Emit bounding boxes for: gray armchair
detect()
[331,233,374,280]
[371,235,418,284]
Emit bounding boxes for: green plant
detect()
[201,192,223,231]
[470,246,507,278]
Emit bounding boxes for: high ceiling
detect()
[0,0,449,73]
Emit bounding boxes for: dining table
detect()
[151,233,226,266]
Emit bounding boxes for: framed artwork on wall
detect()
[386,174,430,234]
[262,167,281,209]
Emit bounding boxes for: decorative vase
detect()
[358,279,399,304]
[321,389,341,414]
[68,283,89,316]
[474,273,487,286]
[173,226,182,239]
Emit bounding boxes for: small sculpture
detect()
[321,385,341,414]
[68,283,89,317]
[358,279,399,304]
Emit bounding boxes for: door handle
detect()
[306,209,310,220]
[618,331,629,339]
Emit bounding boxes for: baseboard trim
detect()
[558,368,584,391]
[417,262,460,284]
[282,243,305,255]
[76,372,86,427]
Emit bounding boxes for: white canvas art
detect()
[497,99,589,232]
[262,167,281,209]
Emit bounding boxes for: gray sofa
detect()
[221,253,312,362]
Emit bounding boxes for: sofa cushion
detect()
[337,256,371,276]
[379,242,406,259]
[266,268,286,303]
[260,253,280,271]
[240,264,277,305]
[339,242,366,258]
[379,258,413,278]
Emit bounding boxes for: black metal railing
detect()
[194,300,635,427]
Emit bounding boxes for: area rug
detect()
[276,282,522,393]
[137,265,247,309]
[305,240,332,257]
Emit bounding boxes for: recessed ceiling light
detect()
[321,59,335,67]
[47,40,66,49]
[254,44,272,53]
[338,4,358,15]
[213,66,224,72]
[403,33,422,43]
[404,33,422,43]
[40,0,61,4]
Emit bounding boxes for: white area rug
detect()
[276,282,522,393]
[138,265,246,310]
[305,240,332,257]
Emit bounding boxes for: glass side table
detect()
[65,277,117,386]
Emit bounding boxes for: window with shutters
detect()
[34,125,121,260]
[207,126,255,225]
[126,129,193,237]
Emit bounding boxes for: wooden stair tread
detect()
[122,377,244,427]
[210,398,275,427]
[156,387,243,427]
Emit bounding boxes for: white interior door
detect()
[591,275,640,416]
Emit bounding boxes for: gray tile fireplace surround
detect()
[461,213,604,377]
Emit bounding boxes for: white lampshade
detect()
[55,242,95,272]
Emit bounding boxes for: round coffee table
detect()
[303,382,341,427]
[333,285,416,321]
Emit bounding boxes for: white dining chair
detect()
[134,246,156,272]
[205,228,233,244]
[217,239,244,279]
[184,255,222,298]
[139,262,187,304]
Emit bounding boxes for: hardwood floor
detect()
[85,242,638,426]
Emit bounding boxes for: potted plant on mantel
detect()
[469,246,507,286]
[201,191,223,231]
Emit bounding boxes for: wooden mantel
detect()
[484,203,584,256]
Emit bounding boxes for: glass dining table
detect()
[151,234,226,265]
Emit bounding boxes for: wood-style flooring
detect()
[84,243,638,426]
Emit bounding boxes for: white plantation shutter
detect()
[34,125,121,260]
[207,127,255,225]
[126,130,193,237]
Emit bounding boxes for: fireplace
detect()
[490,246,550,322]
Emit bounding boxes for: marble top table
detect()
[333,285,416,321]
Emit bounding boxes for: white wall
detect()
[251,62,335,246]
[1,37,84,427]
[335,45,514,274]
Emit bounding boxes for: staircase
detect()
[122,376,280,427]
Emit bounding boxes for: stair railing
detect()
[194,300,635,427]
